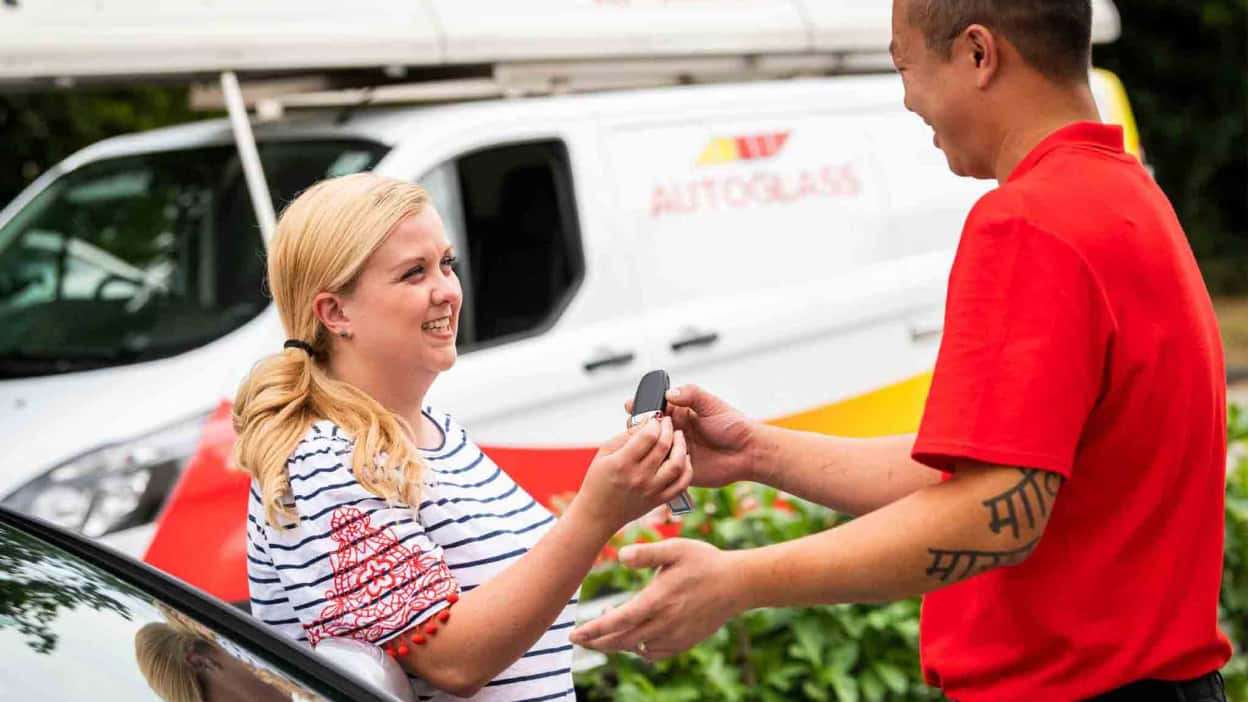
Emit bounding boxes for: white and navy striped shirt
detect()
[247,408,577,701]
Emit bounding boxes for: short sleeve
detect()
[265,427,459,647]
[913,215,1115,478]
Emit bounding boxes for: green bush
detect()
[1222,406,1248,701]
[577,486,939,702]
[576,414,1248,701]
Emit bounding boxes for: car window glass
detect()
[418,139,584,350]
[0,521,329,701]
[0,140,388,379]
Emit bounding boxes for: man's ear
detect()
[312,292,351,338]
[961,24,1000,89]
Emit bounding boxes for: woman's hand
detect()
[628,384,759,488]
[572,417,694,533]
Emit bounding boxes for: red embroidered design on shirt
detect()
[306,507,456,646]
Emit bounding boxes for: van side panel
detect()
[601,92,957,431]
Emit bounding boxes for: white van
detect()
[0,0,1139,602]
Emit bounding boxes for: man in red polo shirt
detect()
[571,1,1233,699]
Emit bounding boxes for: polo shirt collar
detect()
[1007,121,1125,183]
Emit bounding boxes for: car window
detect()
[0,518,329,701]
[418,139,584,350]
[0,140,388,379]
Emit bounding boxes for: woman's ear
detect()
[312,292,351,338]
[186,645,222,674]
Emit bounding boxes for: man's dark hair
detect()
[908,0,1093,82]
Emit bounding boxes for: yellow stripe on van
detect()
[1093,68,1142,159]
[768,372,933,437]
[697,138,740,166]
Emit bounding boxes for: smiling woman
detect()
[228,173,694,700]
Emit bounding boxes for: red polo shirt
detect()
[912,122,1232,701]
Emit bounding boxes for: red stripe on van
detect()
[144,400,250,603]
[144,403,597,603]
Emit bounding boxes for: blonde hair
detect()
[134,604,301,702]
[232,173,431,528]
[135,615,207,702]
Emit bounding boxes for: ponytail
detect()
[230,174,432,528]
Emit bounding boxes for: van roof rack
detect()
[186,53,898,119]
[0,0,1120,249]
[0,0,1121,91]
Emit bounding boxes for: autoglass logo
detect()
[697,131,791,166]
[649,129,861,218]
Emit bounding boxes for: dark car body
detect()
[0,504,398,701]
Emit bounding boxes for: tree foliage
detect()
[1095,0,1246,292]
[0,86,199,209]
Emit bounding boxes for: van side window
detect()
[0,140,387,378]
[421,140,583,350]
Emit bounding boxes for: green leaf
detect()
[763,663,807,692]
[829,670,860,702]
[789,619,826,666]
[655,683,702,702]
[702,652,745,702]
[828,640,861,673]
[802,681,831,702]
[871,661,910,694]
[859,670,886,702]
[759,688,792,702]
[836,606,869,638]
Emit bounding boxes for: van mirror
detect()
[312,637,415,702]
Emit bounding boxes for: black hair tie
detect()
[284,339,317,356]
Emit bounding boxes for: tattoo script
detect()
[981,469,1062,540]
[925,538,1040,583]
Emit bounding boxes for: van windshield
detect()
[0,140,388,378]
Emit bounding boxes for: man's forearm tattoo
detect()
[980,469,1062,539]
[922,470,1060,584]
[925,538,1040,583]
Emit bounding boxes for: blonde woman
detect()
[234,173,690,701]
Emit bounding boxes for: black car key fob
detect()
[628,369,670,428]
[628,370,694,515]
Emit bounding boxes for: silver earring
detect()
[339,330,352,339]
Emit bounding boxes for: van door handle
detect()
[670,329,720,353]
[908,322,944,343]
[583,348,636,373]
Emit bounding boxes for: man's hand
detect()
[627,384,758,488]
[570,539,744,660]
